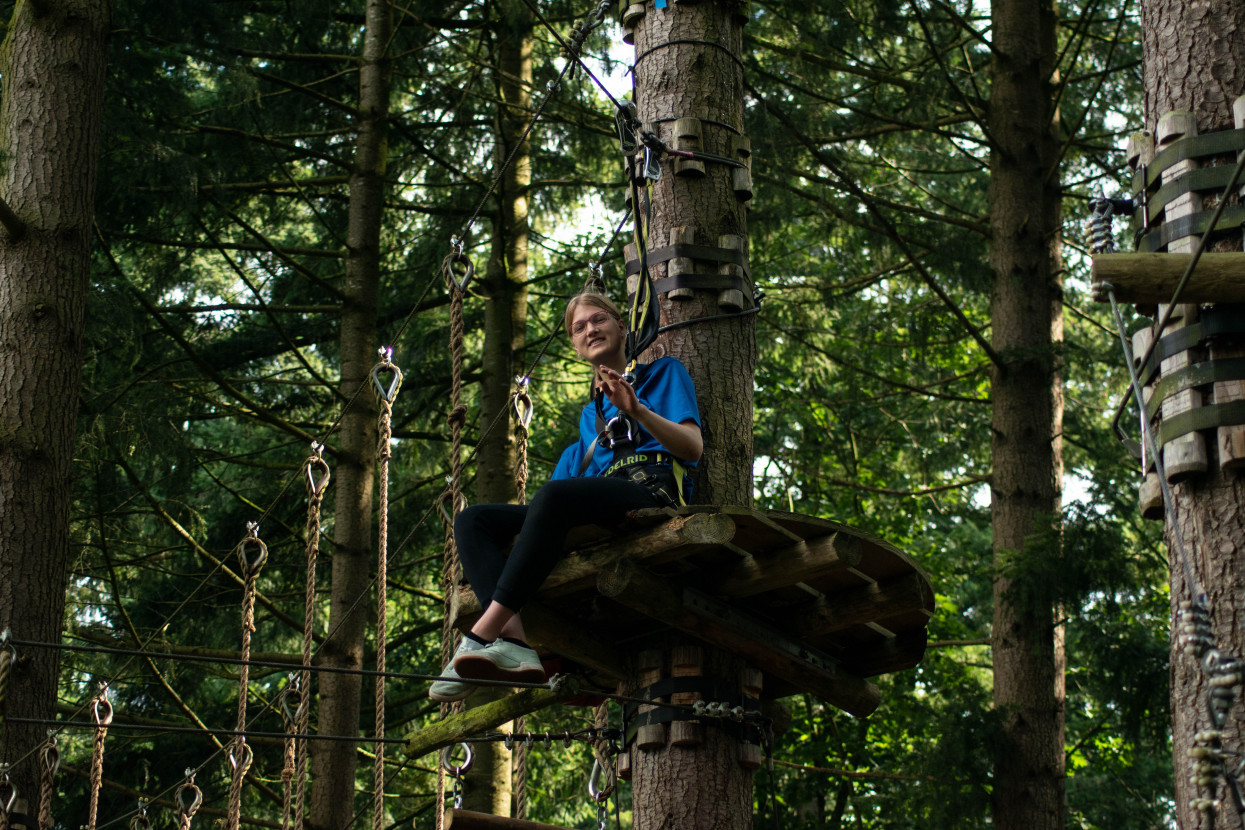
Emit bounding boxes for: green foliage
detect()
[12,0,1173,826]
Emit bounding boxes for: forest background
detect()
[0,0,1173,827]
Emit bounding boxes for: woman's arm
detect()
[597,365,704,462]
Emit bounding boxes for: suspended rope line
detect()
[6,717,420,746]
[437,254,470,830]
[296,446,328,830]
[372,350,403,830]
[227,523,266,830]
[37,733,57,830]
[457,0,615,244]
[87,685,113,830]
[279,685,298,830]
[515,0,622,110]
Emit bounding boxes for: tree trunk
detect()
[633,0,755,508]
[625,3,756,828]
[459,6,534,816]
[1140,2,1245,827]
[987,0,1066,826]
[0,0,110,800]
[310,1,391,828]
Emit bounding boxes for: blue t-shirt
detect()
[550,357,701,481]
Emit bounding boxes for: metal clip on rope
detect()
[236,524,268,578]
[514,377,534,430]
[176,769,203,817]
[370,352,403,404]
[443,245,475,293]
[0,766,16,817]
[93,686,114,728]
[129,799,151,830]
[306,445,331,496]
[441,743,474,810]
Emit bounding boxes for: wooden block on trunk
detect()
[717,233,747,311]
[739,667,763,770]
[635,649,666,751]
[1157,111,1198,255]
[674,117,706,178]
[669,226,696,300]
[1139,473,1164,520]
[670,644,703,747]
[1157,306,1208,481]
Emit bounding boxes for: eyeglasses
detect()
[571,311,616,339]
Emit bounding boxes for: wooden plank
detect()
[403,682,580,759]
[794,573,933,638]
[445,809,572,830]
[707,532,863,598]
[840,628,928,677]
[597,558,881,717]
[544,511,737,597]
[1091,253,1245,304]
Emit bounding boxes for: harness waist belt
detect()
[604,452,674,477]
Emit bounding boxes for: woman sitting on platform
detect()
[430,291,703,701]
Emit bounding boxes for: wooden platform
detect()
[449,506,934,718]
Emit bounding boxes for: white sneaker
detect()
[428,638,487,702]
[454,639,546,684]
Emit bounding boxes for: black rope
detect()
[634,39,746,72]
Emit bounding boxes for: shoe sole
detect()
[429,686,474,703]
[453,653,546,684]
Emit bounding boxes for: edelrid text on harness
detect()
[575,366,688,507]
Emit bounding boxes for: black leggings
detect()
[454,476,670,613]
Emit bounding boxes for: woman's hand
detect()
[597,365,640,415]
[597,365,703,463]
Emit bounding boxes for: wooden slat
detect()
[597,558,882,717]
[794,572,933,638]
[1092,253,1245,304]
[707,532,863,598]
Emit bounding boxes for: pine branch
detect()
[749,83,1004,368]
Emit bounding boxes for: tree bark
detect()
[626,3,756,828]
[633,0,755,508]
[1140,2,1245,827]
[987,0,1066,826]
[310,1,391,828]
[0,0,110,801]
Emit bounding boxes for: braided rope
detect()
[297,451,328,830]
[437,258,470,830]
[592,701,613,789]
[373,355,402,830]
[280,687,299,830]
[87,688,113,830]
[513,715,527,820]
[228,524,266,830]
[37,734,57,830]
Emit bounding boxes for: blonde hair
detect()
[564,291,623,338]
